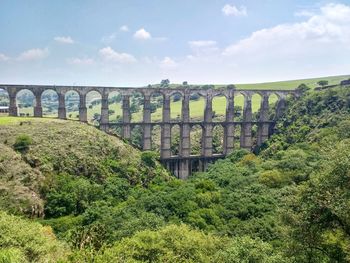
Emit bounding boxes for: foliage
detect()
[95,224,224,263]
[214,236,287,263]
[13,134,32,153]
[0,211,68,262]
[2,87,350,262]
[317,80,329,87]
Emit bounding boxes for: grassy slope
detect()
[0,118,168,215]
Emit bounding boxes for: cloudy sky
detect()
[0,0,349,86]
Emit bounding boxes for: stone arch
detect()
[41,89,58,117]
[171,124,181,156]
[212,92,227,122]
[16,89,35,117]
[265,92,281,120]
[252,92,263,121]
[0,87,9,115]
[233,91,246,121]
[64,90,80,120]
[130,90,144,123]
[190,124,203,155]
[212,123,225,154]
[251,122,259,149]
[150,91,164,122]
[189,92,205,121]
[169,91,182,120]
[151,124,161,151]
[130,124,143,149]
[108,90,122,123]
[86,90,102,125]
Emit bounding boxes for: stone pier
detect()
[0,84,297,178]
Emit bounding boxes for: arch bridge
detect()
[0,84,297,178]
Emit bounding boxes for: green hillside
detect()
[1,86,350,262]
[0,118,168,216]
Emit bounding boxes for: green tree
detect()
[0,211,68,262]
[317,80,329,87]
[96,224,223,263]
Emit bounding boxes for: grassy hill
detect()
[0,118,169,216]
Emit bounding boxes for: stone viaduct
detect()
[0,84,297,178]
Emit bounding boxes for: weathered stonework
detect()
[0,84,297,179]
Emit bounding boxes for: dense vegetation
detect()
[1,85,350,262]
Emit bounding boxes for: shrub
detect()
[141,151,158,168]
[96,224,224,262]
[13,134,32,153]
[0,211,68,262]
[259,170,286,188]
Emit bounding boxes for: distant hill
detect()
[157,74,350,90]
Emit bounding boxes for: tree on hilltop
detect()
[160,79,170,88]
[317,80,329,87]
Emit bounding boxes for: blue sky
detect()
[0,0,349,86]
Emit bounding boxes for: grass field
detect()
[159,74,350,90]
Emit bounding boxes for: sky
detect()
[0,0,349,86]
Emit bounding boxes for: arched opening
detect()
[213,124,224,154]
[234,125,242,148]
[212,94,227,122]
[268,93,280,120]
[170,92,182,121]
[190,124,202,155]
[0,88,9,116]
[233,93,245,121]
[171,124,180,156]
[150,92,163,122]
[130,91,144,123]
[151,124,161,151]
[41,89,58,118]
[64,90,79,120]
[189,92,205,121]
[16,89,35,117]
[86,90,101,125]
[107,90,122,123]
[252,93,262,121]
[252,123,259,150]
[131,125,142,149]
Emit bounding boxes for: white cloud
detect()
[294,10,315,17]
[160,57,177,69]
[67,57,94,65]
[134,28,152,40]
[17,48,49,61]
[188,40,219,57]
[99,46,136,63]
[0,53,9,61]
[54,36,75,44]
[222,4,247,17]
[120,25,129,32]
[223,3,350,57]
[188,40,217,48]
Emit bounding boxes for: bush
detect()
[13,134,32,153]
[96,224,224,262]
[141,151,158,168]
[259,170,286,188]
[0,211,68,262]
[214,236,287,263]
